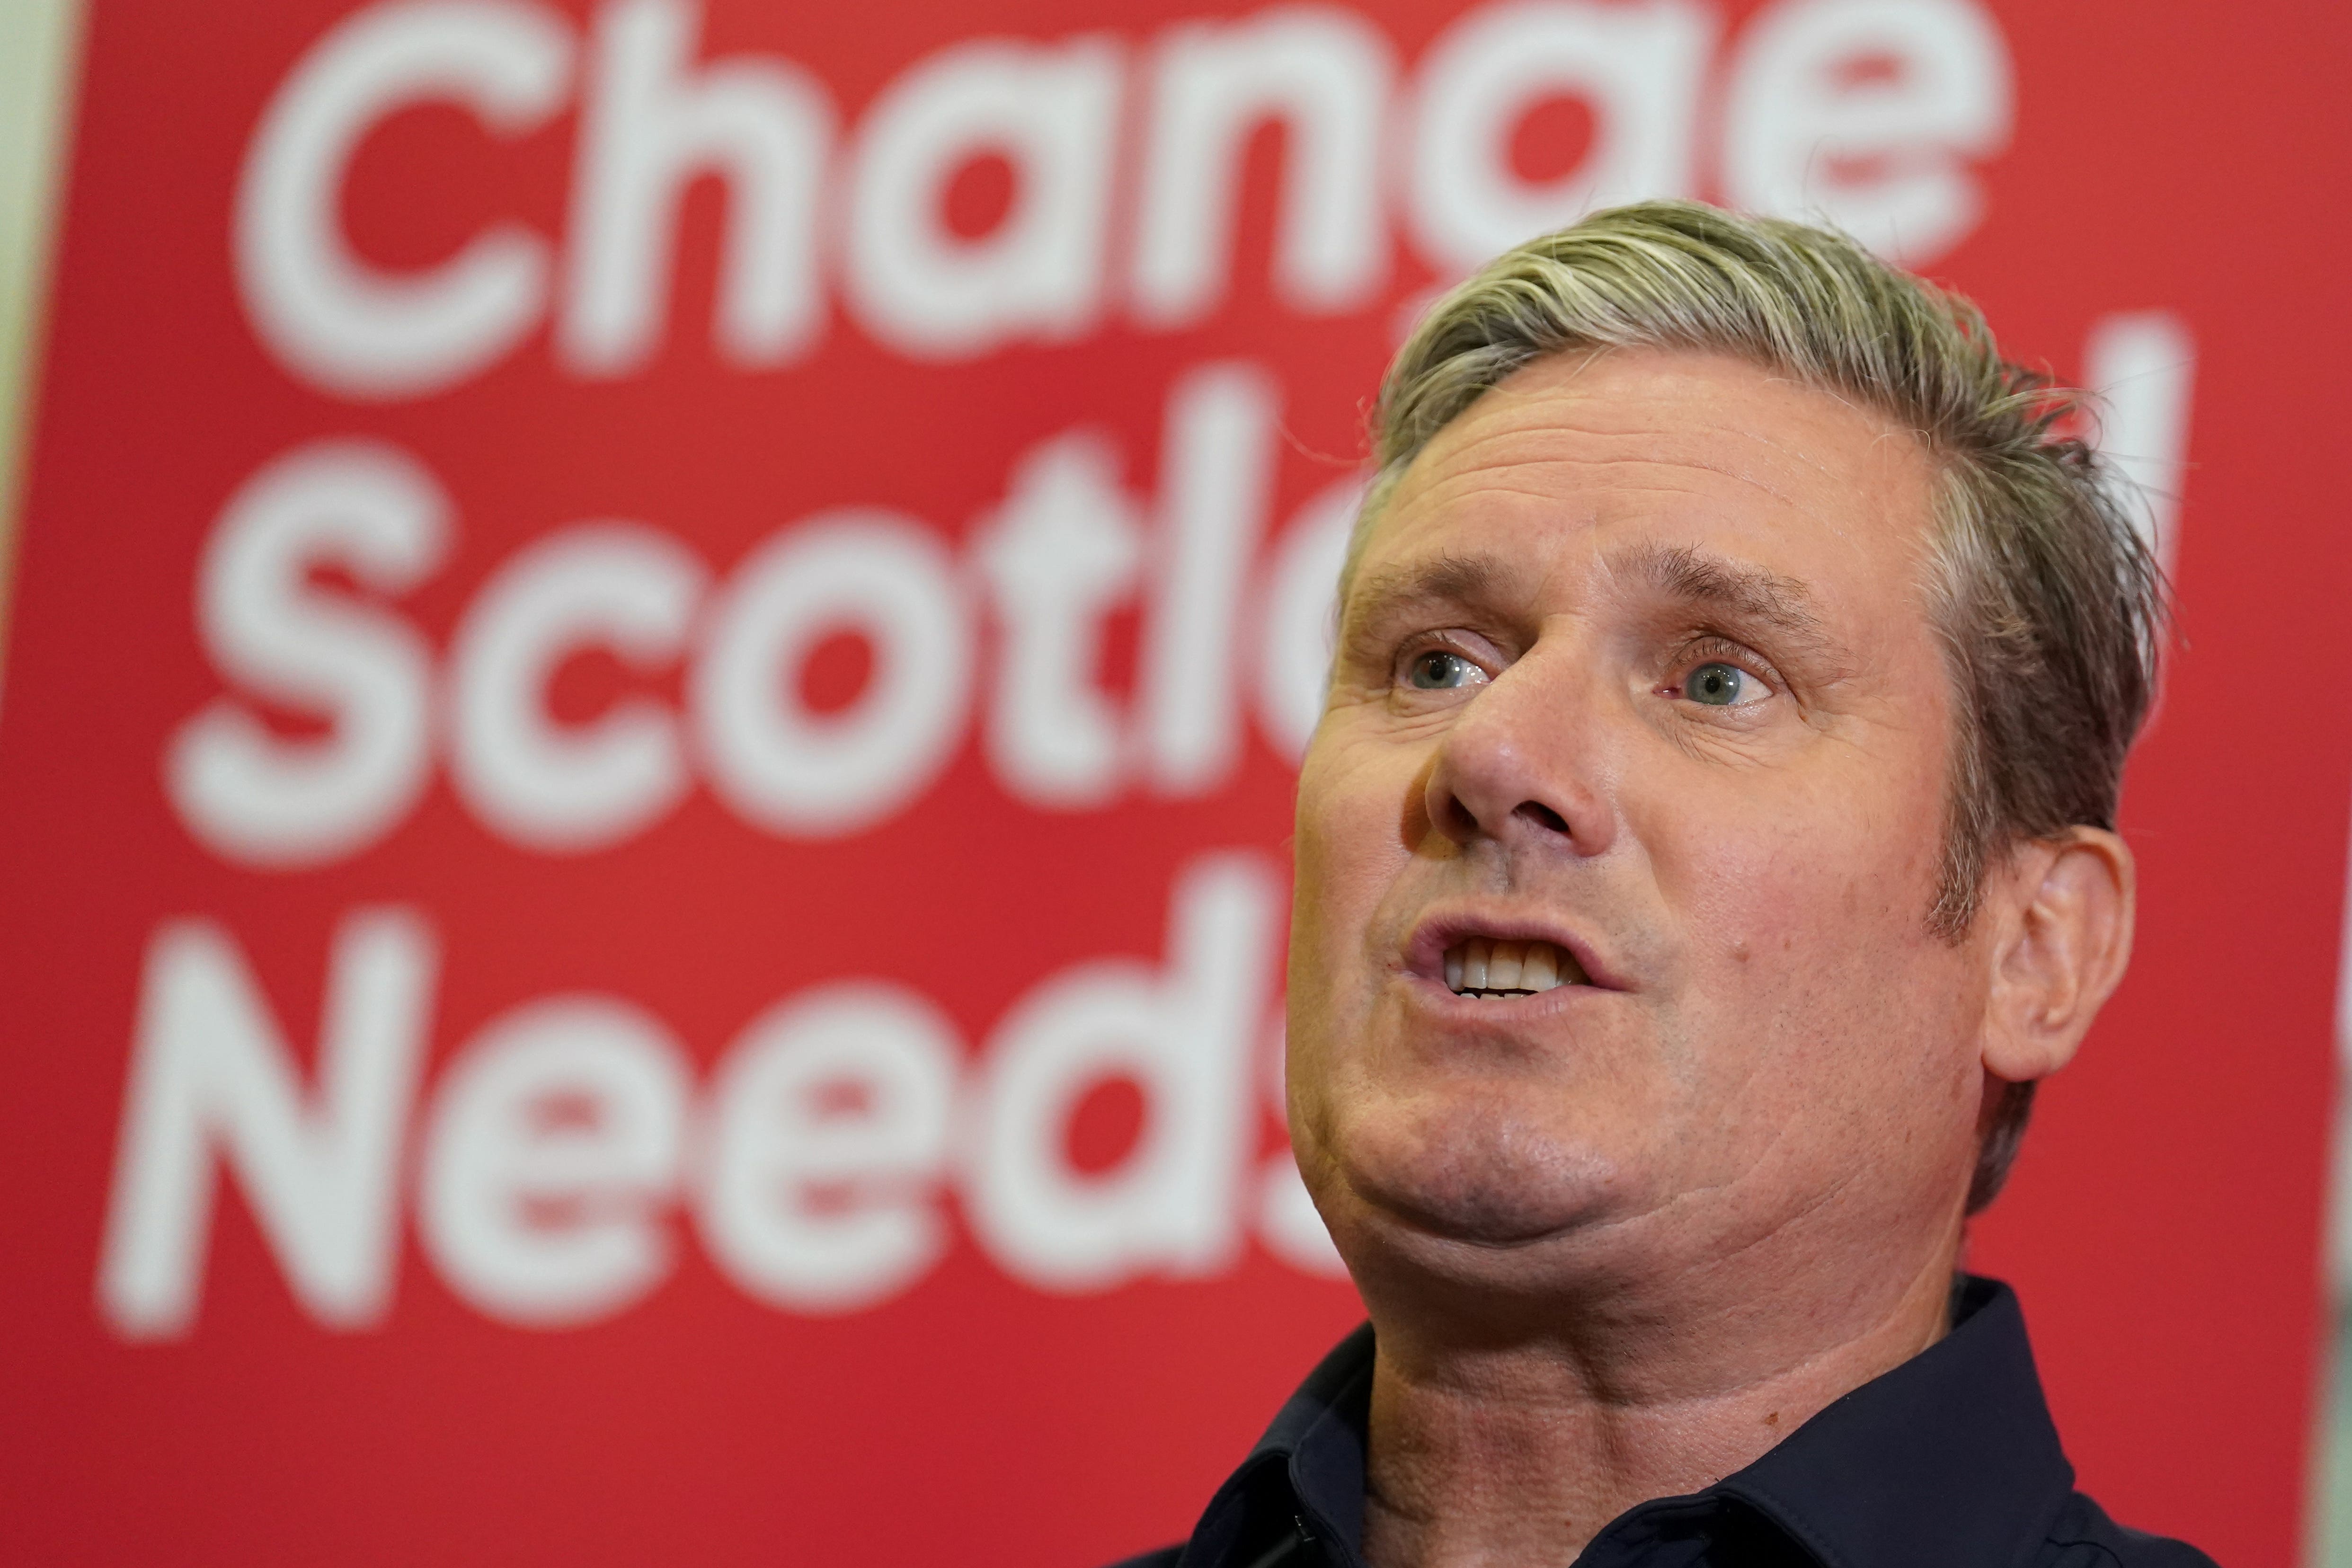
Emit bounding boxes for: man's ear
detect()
[1979,828,2137,1084]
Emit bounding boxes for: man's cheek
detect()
[1300,760,1417,927]
[1670,797,1927,964]
[1671,834,1843,969]
[1294,738,1385,885]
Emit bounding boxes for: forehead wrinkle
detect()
[1407,457,1794,520]
[1406,358,1938,533]
[1405,421,1842,527]
[1358,453,1831,633]
[1482,345,1925,467]
[1364,357,1945,654]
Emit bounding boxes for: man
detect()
[1116,201,2215,1567]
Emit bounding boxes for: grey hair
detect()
[1353,200,2166,1214]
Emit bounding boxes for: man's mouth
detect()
[1441,937,1590,998]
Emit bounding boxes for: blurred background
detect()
[0,1,2345,1564]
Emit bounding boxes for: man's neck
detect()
[1358,1225,1964,1568]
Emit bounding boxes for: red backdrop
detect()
[1,1,2344,1564]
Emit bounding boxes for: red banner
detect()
[0,2,2343,1563]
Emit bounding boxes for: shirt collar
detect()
[1177,1323,1376,1568]
[1180,1276,2077,1568]
[1708,1275,2077,1568]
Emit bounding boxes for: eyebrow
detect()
[1607,540,1831,650]
[1344,539,1854,678]
[1345,552,1514,625]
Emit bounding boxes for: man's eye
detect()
[1683,661,1760,706]
[1407,650,1484,690]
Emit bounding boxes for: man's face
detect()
[1289,348,1991,1295]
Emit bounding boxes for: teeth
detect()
[1440,937,1585,996]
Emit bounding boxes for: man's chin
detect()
[1323,1130,1640,1258]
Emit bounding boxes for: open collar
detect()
[1705,1276,2076,1568]
[1177,1277,2077,1568]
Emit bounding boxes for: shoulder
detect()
[2041,1492,2223,1568]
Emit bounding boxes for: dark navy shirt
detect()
[1113,1277,2218,1568]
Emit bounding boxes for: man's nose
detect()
[1420,647,1616,858]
